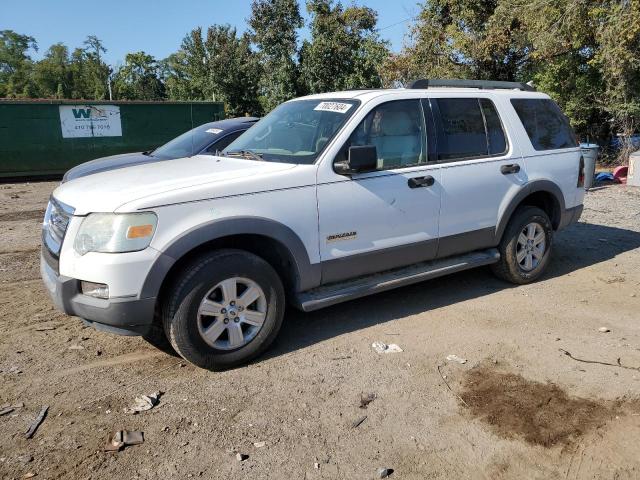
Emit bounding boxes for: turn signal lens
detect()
[127,224,153,239]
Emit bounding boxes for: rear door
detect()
[430,96,527,257]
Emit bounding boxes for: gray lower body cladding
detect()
[39,205,582,335]
[40,253,155,336]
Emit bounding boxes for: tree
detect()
[162,27,210,101]
[592,1,640,152]
[204,25,263,116]
[382,0,532,87]
[249,0,304,110]
[0,30,37,97]
[300,0,389,94]
[112,51,165,100]
[81,35,110,99]
[164,25,262,116]
[33,43,72,98]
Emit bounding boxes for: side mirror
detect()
[334,145,378,175]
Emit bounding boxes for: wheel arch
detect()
[140,217,321,303]
[495,180,565,242]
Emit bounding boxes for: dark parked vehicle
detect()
[62,117,259,182]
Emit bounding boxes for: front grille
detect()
[42,197,74,272]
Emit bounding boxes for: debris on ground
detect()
[236,453,249,461]
[437,365,469,407]
[446,354,467,364]
[104,430,144,452]
[68,345,84,350]
[253,441,266,448]
[372,342,403,354]
[23,472,36,478]
[378,467,394,478]
[359,393,376,409]
[34,325,56,331]
[314,462,320,469]
[25,406,48,439]
[598,327,611,333]
[559,348,640,372]
[124,392,161,414]
[17,454,33,464]
[351,415,367,429]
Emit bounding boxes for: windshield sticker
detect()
[314,102,353,114]
[206,128,224,134]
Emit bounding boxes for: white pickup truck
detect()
[41,79,585,370]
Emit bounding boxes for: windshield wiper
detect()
[224,149,264,161]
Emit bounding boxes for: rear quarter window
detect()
[511,99,578,151]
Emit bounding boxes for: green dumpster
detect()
[0,99,225,178]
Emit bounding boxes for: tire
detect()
[142,315,179,357]
[162,249,285,371]
[491,206,553,284]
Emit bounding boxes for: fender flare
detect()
[140,217,320,299]
[494,180,566,242]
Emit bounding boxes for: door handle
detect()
[408,175,435,188]
[501,164,521,175]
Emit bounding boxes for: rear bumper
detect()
[40,252,155,336]
[558,204,583,230]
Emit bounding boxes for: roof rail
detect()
[408,79,536,92]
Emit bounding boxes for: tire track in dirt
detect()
[0,209,45,222]
[54,350,167,377]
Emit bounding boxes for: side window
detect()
[206,130,244,154]
[344,99,427,170]
[433,98,507,161]
[480,99,507,155]
[511,99,578,151]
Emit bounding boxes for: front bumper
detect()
[40,252,156,336]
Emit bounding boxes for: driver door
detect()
[316,99,442,284]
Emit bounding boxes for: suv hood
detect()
[53,155,297,215]
[62,152,151,183]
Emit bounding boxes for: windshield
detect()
[224,99,360,164]
[151,123,226,159]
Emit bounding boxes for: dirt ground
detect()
[1,181,639,480]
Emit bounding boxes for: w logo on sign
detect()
[72,108,91,119]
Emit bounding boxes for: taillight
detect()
[577,156,585,187]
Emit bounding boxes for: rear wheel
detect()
[162,249,285,370]
[491,206,553,284]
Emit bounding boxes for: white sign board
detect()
[59,105,122,138]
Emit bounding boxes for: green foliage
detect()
[0,30,37,97]
[33,43,72,98]
[112,51,165,100]
[249,0,303,110]
[591,1,640,137]
[384,0,640,150]
[2,0,638,150]
[300,0,389,93]
[166,25,262,116]
[204,25,263,116]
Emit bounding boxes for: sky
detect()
[2,0,420,67]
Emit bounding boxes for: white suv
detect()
[41,79,585,370]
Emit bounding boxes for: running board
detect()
[294,248,500,312]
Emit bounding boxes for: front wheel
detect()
[162,249,285,370]
[491,206,553,284]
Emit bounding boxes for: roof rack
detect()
[408,79,536,92]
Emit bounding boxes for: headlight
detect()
[74,212,157,255]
